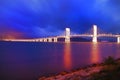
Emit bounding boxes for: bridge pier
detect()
[39,39,43,42]
[35,39,39,42]
[92,25,97,43]
[117,37,120,43]
[48,38,52,42]
[54,38,58,42]
[65,28,70,43]
[43,38,47,42]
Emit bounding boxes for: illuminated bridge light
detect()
[92,25,97,43]
[117,37,120,43]
[65,28,70,43]
[2,25,120,43]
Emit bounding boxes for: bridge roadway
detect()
[57,34,120,38]
[3,34,120,42]
[2,25,120,43]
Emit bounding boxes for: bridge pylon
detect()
[92,25,98,43]
[65,28,70,43]
[117,37,120,43]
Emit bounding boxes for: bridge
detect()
[3,25,120,43]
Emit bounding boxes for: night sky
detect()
[0,0,120,38]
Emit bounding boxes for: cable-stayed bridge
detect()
[3,25,120,43]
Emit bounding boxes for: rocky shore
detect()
[39,57,120,80]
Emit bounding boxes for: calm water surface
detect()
[0,42,120,80]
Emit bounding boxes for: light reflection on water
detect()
[64,43,72,70]
[0,42,120,80]
[116,44,120,58]
[91,43,100,63]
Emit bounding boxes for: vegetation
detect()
[89,56,120,80]
[39,56,120,80]
[103,56,117,65]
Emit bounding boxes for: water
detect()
[0,41,120,80]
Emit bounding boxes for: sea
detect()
[0,41,120,80]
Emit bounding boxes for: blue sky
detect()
[0,0,120,38]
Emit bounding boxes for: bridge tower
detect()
[117,37,120,43]
[92,25,98,43]
[65,28,70,43]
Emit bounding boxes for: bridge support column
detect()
[117,37,120,43]
[35,39,39,42]
[92,25,97,43]
[65,28,70,43]
[44,38,47,42]
[48,38,52,42]
[54,38,58,42]
[39,39,43,42]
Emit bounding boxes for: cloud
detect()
[0,0,120,38]
[30,26,64,37]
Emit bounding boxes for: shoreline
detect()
[39,63,103,80]
[39,58,120,80]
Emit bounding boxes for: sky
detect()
[0,0,120,38]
